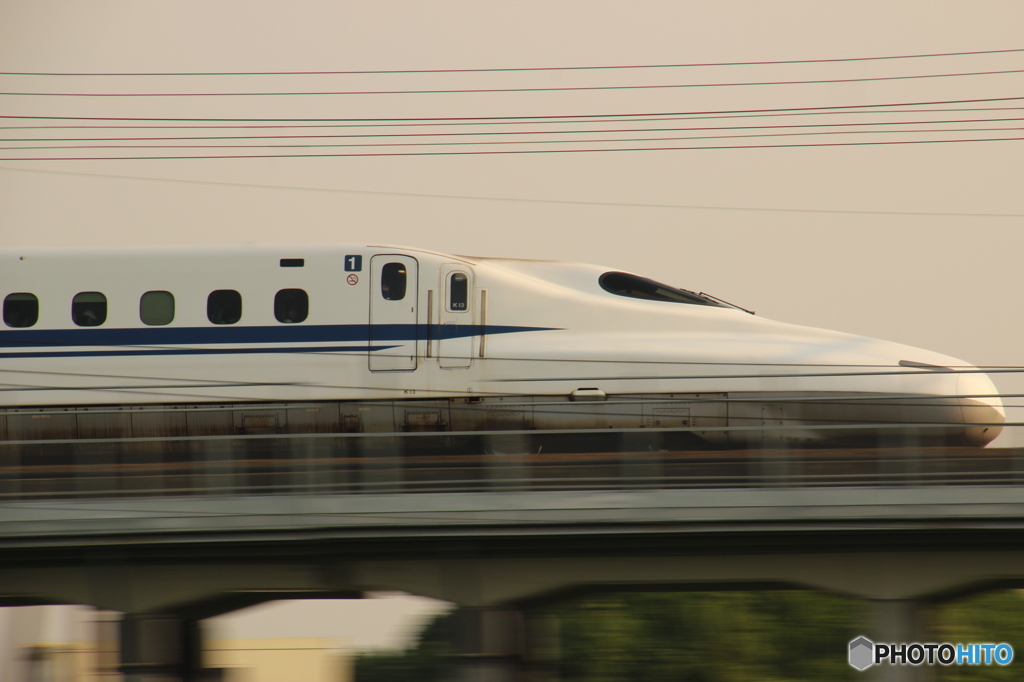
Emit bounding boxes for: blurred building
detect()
[0,606,352,682]
[206,638,350,682]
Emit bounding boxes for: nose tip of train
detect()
[958,369,1005,447]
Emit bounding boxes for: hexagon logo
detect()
[849,636,875,671]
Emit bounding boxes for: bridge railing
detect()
[1,430,1023,500]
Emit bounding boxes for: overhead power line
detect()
[1,356,1022,398]
[3,135,1023,160]
[3,96,1023,122]
[5,106,1024,131]
[2,361,1019,396]
[4,165,1023,218]
[8,127,1024,151]
[3,47,1023,76]
[4,116,1023,143]
[3,68,1024,97]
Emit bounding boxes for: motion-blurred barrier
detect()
[1,428,1023,500]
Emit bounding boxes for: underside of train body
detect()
[0,243,1005,452]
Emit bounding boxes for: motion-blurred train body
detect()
[0,244,1005,448]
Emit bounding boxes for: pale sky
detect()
[2,0,1023,648]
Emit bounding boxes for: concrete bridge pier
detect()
[446,607,560,682]
[119,613,210,682]
[866,599,933,682]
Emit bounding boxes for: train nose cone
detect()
[957,369,1005,446]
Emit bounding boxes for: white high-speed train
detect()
[0,244,1004,448]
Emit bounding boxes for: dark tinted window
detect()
[3,293,38,328]
[274,289,308,323]
[72,292,107,326]
[381,263,407,301]
[207,290,242,325]
[449,272,468,311]
[140,291,175,326]
[599,272,719,307]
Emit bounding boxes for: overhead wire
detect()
[5,114,1024,143]
[7,130,1024,153]
[5,91,1024,158]
[4,96,1024,123]
[5,344,1024,372]
[1,368,1017,422]
[3,344,1024,396]
[3,68,1024,98]
[2,105,1024,130]
[8,128,1024,153]
[2,391,1020,414]
[0,420,1016,449]
[1,352,1019,443]
[3,164,1024,218]
[0,330,1017,408]
[4,135,1024,160]
[2,361,1021,391]
[4,47,1023,76]
[2,53,1022,428]
[1,388,1020,424]
[5,331,1024,372]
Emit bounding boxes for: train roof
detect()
[2,244,729,309]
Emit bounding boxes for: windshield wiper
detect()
[697,292,755,315]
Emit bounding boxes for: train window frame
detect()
[274,288,309,324]
[140,291,175,326]
[207,290,242,325]
[71,292,108,327]
[3,293,39,328]
[447,272,469,312]
[598,272,721,307]
[381,262,407,301]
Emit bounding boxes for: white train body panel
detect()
[0,244,1004,447]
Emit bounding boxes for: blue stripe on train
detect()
[0,323,554,349]
[0,345,392,360]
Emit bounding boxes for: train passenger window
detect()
[381,263,407,301]
[140,291,175,326]
[448,272,469,312]
[274,289,308,323]
[3,293,38,328]
[207,290,242,325]
[72,292,107,327]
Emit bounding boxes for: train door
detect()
[369,255,419,371]
[438,264,474,369]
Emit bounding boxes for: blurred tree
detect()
[353,609,454,682]
[352,589,1024,681]
[934,590,1024,682]
[554,591,863,682]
